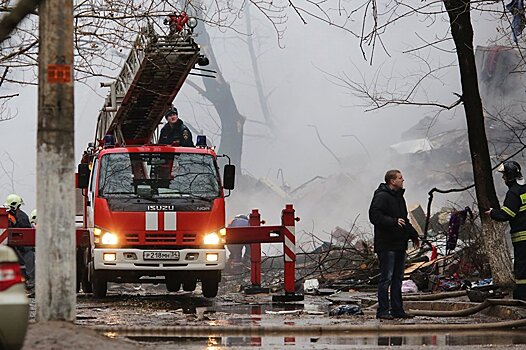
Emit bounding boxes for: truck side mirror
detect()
[223,164,235,190]
[77,163,90,189]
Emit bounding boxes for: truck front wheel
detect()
[91,270,107,298]
[201,272,220,298]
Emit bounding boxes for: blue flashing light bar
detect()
[196,135,207,147]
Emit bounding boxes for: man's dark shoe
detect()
[392,312,414,319]
[376,314,394,320]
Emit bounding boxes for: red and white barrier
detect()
[226,204,303,301]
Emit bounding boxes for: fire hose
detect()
[93,317,526,337]
[366,289,469,309]
[408,298,526,317]
[92,298,526,337]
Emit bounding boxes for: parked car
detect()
[0,245,29,350]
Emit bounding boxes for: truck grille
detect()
[125,233,140,243]
[145,233,177,243]
[183,233,196,243]
[124,233,196,244]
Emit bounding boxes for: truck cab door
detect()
[86,158,98,228]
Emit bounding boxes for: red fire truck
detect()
[1,21,303,301]
[75,23,235,298]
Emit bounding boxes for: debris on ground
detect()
[329,304,364,316]
[222,204,497,301]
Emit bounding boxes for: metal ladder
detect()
[95,25,200,145]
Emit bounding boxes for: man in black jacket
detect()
[485,160,526,301]
[369,169,420,320]
[159,106,194,147]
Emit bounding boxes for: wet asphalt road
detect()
[27,282,526,349]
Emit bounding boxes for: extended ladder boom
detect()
[95,25,200,145]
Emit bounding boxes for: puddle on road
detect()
[200,302,331,326]
[214,302,329,316]
[125,330,526,348]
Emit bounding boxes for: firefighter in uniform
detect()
[30,209,37,228]
[158,106,194,147]
[486,161,526,300]
[4,194,35,295]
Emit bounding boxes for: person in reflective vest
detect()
[486,161,526,301]
[4,194,35,296]
[30,209,37,228]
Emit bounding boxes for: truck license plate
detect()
[143,251,180,260]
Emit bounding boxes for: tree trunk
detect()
[245,2,276,132]
[197,25,245,168]
[36,0,76,320]
[443,0,513,287]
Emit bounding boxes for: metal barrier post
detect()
[244,209,270,294]
[0,208,8,245]
[249,209,261,287]
[272,204,303,302]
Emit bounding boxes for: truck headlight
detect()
[203,232,220,245]
[101,232,118,245]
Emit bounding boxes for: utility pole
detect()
[36,0,76,320]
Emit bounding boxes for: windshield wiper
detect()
[103,192,159,202]
[102,192,135,196]
[136,197,158,203]
[160,191,213,202]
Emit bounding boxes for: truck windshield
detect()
[98,153,221,200]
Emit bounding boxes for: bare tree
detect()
[334,0,516,287]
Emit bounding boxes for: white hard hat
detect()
[30,209,37,225]
[4,194,23,211]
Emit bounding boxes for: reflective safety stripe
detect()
[164,212,177,231]
[511,231,526,243]
[516,279,526,285]
[145,212,158,231]
[503,207,516,218]
[7,213,16,225]
[0,229,7,245]
[520,205,526,212]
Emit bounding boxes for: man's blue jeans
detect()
[377,250,406,317]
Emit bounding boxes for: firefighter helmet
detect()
[497,161,522,181]
[4,194,23,211]
[164,106,178,119]
[30,209,37,225]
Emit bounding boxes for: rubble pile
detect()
[223,204,502,301]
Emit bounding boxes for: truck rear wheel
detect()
[76,249,83,293]
[182,278,197,292]
[166,279,181,292]
[91,270,107,298]
[82,250,93,293]
[82,267,93,293]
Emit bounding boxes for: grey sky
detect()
[0,3,515,241]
